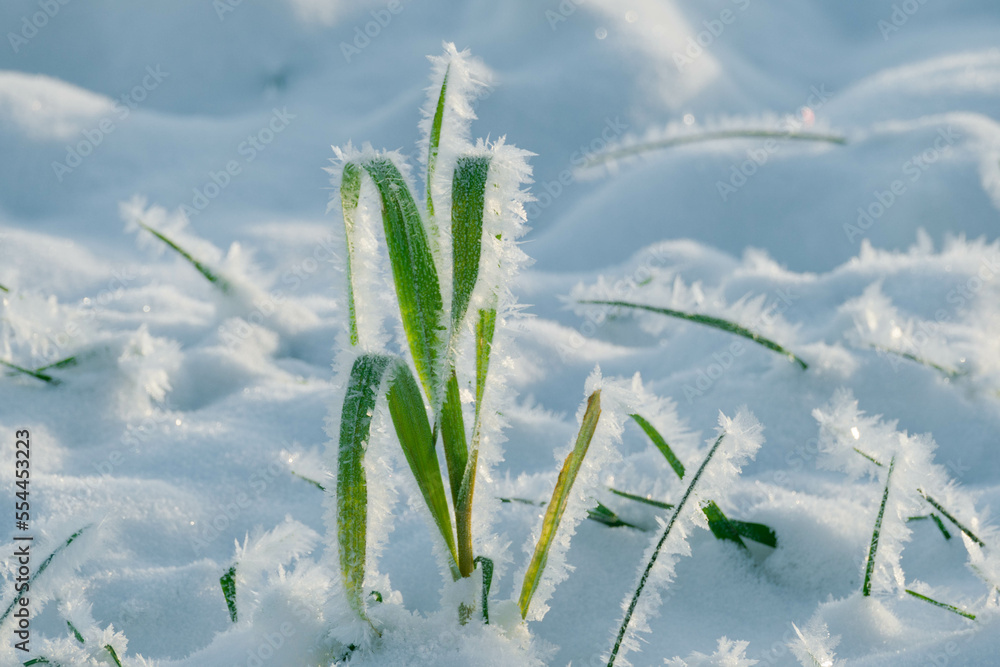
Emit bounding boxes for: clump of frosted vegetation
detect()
[607,408,764,666]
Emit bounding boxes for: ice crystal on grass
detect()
[664,636,758,667]
[789,619,840,667]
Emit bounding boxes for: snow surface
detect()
[3,1,1000,665]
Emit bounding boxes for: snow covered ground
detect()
[2,0,1000,664]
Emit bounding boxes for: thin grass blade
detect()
[425,64,450,218]
[630,413,685,479]
[609,487,674,510]
[475,556,494,624]
[441,371,468,507]
[869,344,962,379]
[863,456,895,597]
[608,433,726,667]
[919,490,984,547]
[339,162,363,346]
[1,359,58,385]
[588,502,643,530]
[518,390,602,619]
[584,128,846,167]
[581,299,808,369]
[67,620,85,644]
[730,518,778,548]
[104,645,123,667]
[905,589,976,620]
[136,221,231,294]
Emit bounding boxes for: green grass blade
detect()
[0,283,8,293]
[518,390,602,619]
[104,645,123,667]
[136,220,231,294]
[630,413,685,479]
[475,556,494,624]
[730,519,779,548]
[291,471,326,491]
[580,299,808,369]
[357,158,446,401]
[336,353,393,622]
[23,659,57,666]
[905,589,976,620]
[609,487,675,510]
[869,344,962,379]
[1,359,59,384]
[588,502,643,530]
[384,357,460,578]
[701,500,748,550]
[455,308,499,578]
[475,308,497,412]
[426,64,450,218]
[340,162,363,346]
[441,371,468,507]
[32,356,78,373]
[919,491,984,547]
[608,433,726,667]
[67,620,85,644]
[907,513,952,540]
[584,129,846,167]
[220,566,238,623]
[1,526,89,626]
[450,155,492,332]
[863,456,895,597]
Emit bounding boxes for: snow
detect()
[2,0,1000,665]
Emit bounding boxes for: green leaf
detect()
[220,565,238,623]
[580,299,808,369]
[609,487,674,510]
[630,413,685,479]
[104,645,123,667]
[475,308,497,413]
[730,519,778,548]
[905,589,976,621]
[67,620,85,644]
[919,491,984,547]
[383,356,460,577]
[701,500,748,550]
[475,556,494,624]
[587,502,643,530]
[450,155,492,332]
[441,371,468,508]
[863,456,895,597]
[1,526,89,626]
[339,162,363,346]
[348,158,446,402]
[1,359,59,385]
[135,220,231,294]
[426,64,450,218]
[518,390,602,619]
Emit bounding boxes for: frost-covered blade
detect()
[450,155,491,333]
[518,389,602,619]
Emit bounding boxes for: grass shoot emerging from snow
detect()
[580,299,808,369]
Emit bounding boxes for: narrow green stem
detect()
[863,456,895,597]
[580,299,807,369]
[608,433,726,667]
[905,589,976,620]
